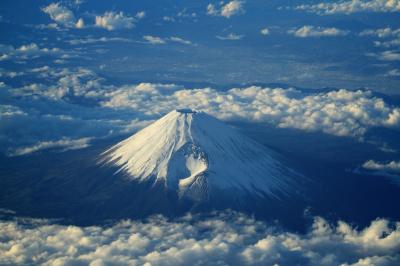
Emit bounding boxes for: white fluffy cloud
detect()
[3,69,400,153]
[295,0,400,15]
[95,12,135,30]
[288,26,349,38]
[363,160,400,173]
[207,1,245,18]
[101,84,400,138]
[260,28,270,35]
[42,3,75,26]
[0,212,399,266]
[42,3,83,28]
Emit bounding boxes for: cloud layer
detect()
[2,74,400,157]
[101,84,400,138]
[0,212,399,266]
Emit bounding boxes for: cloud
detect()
[42,3,75,26]
[360,27,400,38]
[42,3,83,28]
[169,37,192,45]
[143,35,166,45]
[0,43,61,61]
[0,212,399,266]
[360,27,400,47]
[0,68,151,155]
[260,28,270,35]
[95,12,135,30]
[143,36,193,45]
[221,0,245,17]
[288,26,349,38]
[75,18,84,29]
[362,160,400,173]
[2,67,400,155]
[207,1,245,18]
[386,69,400,77]
[67,37,136,45]
[377,51,400,61]
[295,0,400,15]
[359,160,400,185]
[375,39,400,48]
[216,33,244,40]
[163,16,175,22]
[0,105,27,117]
[9,67,105,99]
[101,84,400,138]
[135,11,146,19]
[8,137,92,156]
[0,69,24,78]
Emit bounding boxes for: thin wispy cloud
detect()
[288,26,349,38]
[66,37,136,45]
[216,33,244,40]
[377,51,400,61]
[8,137,92,156]
[143,35,166,45]
[295,0,400,15]
[169,37,192,45]
[143,36,193,45]
[363,160,400,173]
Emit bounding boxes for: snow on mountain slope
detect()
[102,109,298,201]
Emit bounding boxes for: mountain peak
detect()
[176,108,197,114]
[102,110,298,201]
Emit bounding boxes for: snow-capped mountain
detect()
[102,109,299,202]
